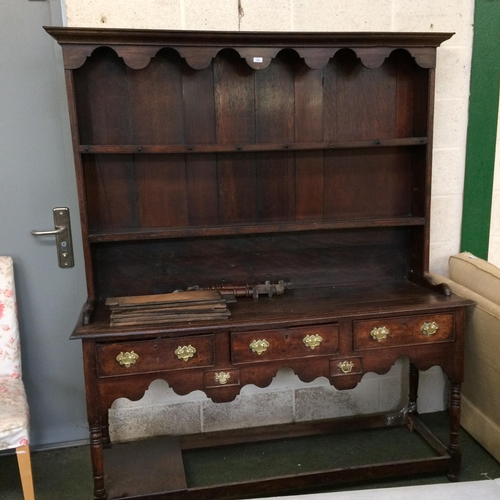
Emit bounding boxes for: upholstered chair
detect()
[0,256,35,499]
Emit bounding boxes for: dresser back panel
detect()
[91,228,410,298]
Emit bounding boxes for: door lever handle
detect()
[31,226,66,236]
[31,207,74,268]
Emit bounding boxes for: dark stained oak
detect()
[46,27,471,500]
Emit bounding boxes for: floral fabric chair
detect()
[0,256,35,499]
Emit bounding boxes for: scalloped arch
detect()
[355,47,394,69]
[115,46,160,70]
[407,47,437,68]
[63,45,98,69]
[296,47,340,69]
[177,46,222,70]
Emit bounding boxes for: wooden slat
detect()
[295,151,324,221]
[257,152,295,222]
[126,49,184,145]
[214,50,257,224]
[409,415,449,456]
[217,153,257,224]
[104,436,187,499]
[413,64,430,137]
[255,54,295,222]
[214,50,255,145]
[181,63,219,227]
[111,305,228,316]
[136,155,189,228]
[395,51,416,138]
[323,59,338,142]
[180,413,404,450]
[88,216,426,242]
[110,315,231,326]
[106,289,231,325]
[78,137,428,154]
[75,47,131,145]
[181,63,216,145]
[83,154,137,231]
[335,50,397,141]
[106,290,223,307]
[295,61,324,142]
[186,154,219,227]
[182,457,450,500]
[255,53,295,143]
[294,59,325,221]
[324,148,412,219]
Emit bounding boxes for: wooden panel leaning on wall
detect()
[45,27,472,500]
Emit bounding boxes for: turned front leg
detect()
[447,382,462,481]
[82,341,107,499]
[90,421,107,499]
[101,410,111,447]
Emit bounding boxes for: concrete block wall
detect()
[63,0,475,442]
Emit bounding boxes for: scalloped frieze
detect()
[61,44,437,71]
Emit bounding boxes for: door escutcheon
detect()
[31,207,74,268]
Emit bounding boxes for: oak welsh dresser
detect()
[46,27,473,500]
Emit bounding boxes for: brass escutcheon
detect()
[338,360,355,373]
[303,334,323,349]
[421,321,439,336]
[214,372,231,385]
[370,326,390,342]
[116,351,139,368]
[249,339,270,355]
[175,345,196,362]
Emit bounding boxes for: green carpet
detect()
[1,412,499,500]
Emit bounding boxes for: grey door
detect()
[0,0,88,446]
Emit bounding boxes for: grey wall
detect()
[0,0,88,446]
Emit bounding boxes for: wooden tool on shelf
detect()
[105,290,231,326]
[185,280,293,299]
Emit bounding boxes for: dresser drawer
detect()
[231,324,339,364]
[353,313,454,351]
[96,335,214,377]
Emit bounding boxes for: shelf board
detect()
[88,217,426,243]
[79,137,428,155]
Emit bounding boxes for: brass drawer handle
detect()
[370,326,390,342]
[175,345,196,362]
[116,351,139,368]
[214,372,231,385]
[421,321,439,336]
[338,361,355,373]
[249,339,270,355]
[303,334,323,350]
